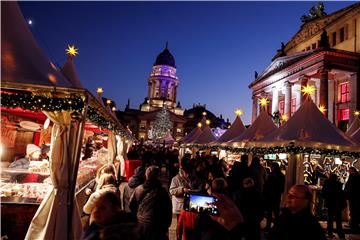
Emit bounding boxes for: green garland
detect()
[183,144,360,159]
[1,91,84,112]
[1,91,134,140]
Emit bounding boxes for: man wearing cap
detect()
[9,144,41,169]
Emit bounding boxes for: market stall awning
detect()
[216,115,246,143]
[229,110,277,144]
[1,2,73,88]
[192,125,216,144]
[258,97,357,150]
[180,126,203,144]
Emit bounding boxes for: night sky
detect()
[18,1,355,125]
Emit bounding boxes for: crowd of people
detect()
[80,145,360,240]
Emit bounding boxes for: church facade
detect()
[116,46,186,141]
[249,2,360,131]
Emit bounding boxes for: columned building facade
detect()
[249,3,360,131]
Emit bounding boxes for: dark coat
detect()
[263,170,285,208]
[130,179,172,240]
[269,208,326,240]
[321,177,347,211]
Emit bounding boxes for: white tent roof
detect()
[1,2,72,88]
[192,125,216,144]
[181,126,203,144]
[346,117,360,136]
[230,110,277,142]
[261,97,356,148]
[61,57,84,88]
[216,115,246,143]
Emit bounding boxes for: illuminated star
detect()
[197,122,202,128]
[234,108,243,116]
[97,87,104,94]
[206,120,211,125]
[281,114,288,122]
[318,105,327,113]
[202,112,207,116]
[354,110,360,117]
[258,97,269,107]
[66,44,79,57]
[301,85,316,96]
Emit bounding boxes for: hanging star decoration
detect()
[301,84,316,96]
[234,108,243,116]
[259,97,269,107]
[354,110,360,117]
[281,114,288,122]
[318,105,327,113]
[66,44,79,57]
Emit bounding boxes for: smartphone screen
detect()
[184,193,219,215]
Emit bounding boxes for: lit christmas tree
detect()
[152,106,173,139]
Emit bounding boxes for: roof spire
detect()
[165,41,168,49]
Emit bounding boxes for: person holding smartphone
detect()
[169,162,197,220]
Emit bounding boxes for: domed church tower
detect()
[140,43,184,116]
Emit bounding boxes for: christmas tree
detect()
[152,106,173,139]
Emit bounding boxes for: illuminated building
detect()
[249,2,360,131]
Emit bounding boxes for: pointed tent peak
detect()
[266,96,355,147]
[165,41,168,49]
[60,55,83,88]
[181,126,203,144]
[1,2,72,87]
[217,114,246,143]
[231,110,277,142]
[347,117,360,136]
[193,125,216,144]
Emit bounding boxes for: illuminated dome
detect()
[154,46,176,68]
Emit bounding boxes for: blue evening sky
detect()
[19,1,355,125]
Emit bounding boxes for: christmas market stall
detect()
[1,2,134,239]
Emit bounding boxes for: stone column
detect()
[174,85,178,103]
[349,73,359,124]
[319,69,329,118]
[252,95,258,123]
[271,86,279,114]
[284,81,292,117]
[328,78,335,123]
[299,75,309,104]
[148,81,152,98]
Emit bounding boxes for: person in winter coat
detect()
[344,167,360,232]
[170,163,199,219]
[263,162,285,231]
[130,165,172,240]
[82,192,137,240]
[235,178,264,240]
[83,174,118,215]
[321,173,346,239]
[123,165,145,212]
[269,185,326,240]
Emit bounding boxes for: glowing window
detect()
[337,108,349,121]
[279,100,284,115]
[291,98,296,114]
[338,82,350,103]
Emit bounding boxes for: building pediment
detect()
[249,51,312,87]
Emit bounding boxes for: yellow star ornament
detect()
[66,44,79,57]
[318,105,327,113]
[234,108,243,117]
[301,85,316,96]
[259,97,269,107]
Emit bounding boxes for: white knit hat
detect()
[26,144,41,157]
